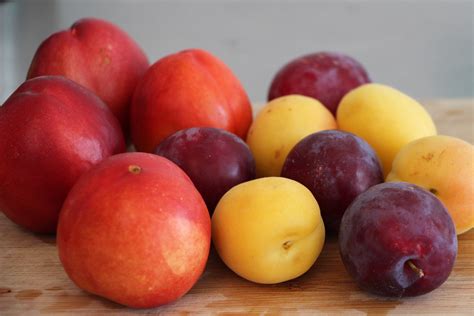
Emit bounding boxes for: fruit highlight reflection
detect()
[339,182,457,297]
[0,16,470,307]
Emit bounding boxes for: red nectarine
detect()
[131,49,252,152]
[57,153,211,308]
[0,76,125,233]
[27,17,149,129]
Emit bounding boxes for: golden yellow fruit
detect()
[247,95,337,177]
[337,83,437,176]
[387,135,474,234]
[212,177,325,284]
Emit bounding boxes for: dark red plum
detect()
[154,127,256,213]
[268,52,370,114]
[339,182,457,297]
[281,130,383,232]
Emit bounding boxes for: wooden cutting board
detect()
[1,99,473,315]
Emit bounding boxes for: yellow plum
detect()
[337,83,436,175]
[247,95,337,177]
[212,177,325,284]
[387,135,474,234]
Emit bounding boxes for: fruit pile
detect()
[0,18,472,308]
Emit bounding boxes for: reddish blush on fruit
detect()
[131,49,252,152]
[57,152,211,308]
[27,17,149,129]
[0,76,125,233]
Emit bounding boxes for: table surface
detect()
[1,99,473,315]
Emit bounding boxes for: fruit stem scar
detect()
[407,260,424,278]
[429,188,438,195]
[282,240,293,250]
[128,165,141,174]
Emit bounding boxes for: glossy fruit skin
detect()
[27,17,149,129]
[339,182,457,297]
[131,48,253,152]
[57,152,211,308]
[212,177,325,284]
[268,52,370,115]
[0,76,125,233]
[387,135,474,235]
[155,127,256,213]
[246,95,337,177]
[337,83,437,176]
[281,130,383,232]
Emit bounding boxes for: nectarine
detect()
[57,153,211,308]
[27,17,149,129]
[0,76,125,233]
[130,49,252,152]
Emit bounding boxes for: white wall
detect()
[1,0,473,103]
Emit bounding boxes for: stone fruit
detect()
[131,49,252,152]
[247,95,337,177]
[268,52,370,115]
[212,177,325,284]
[339,182,457,297]
[27,17,149,128]
[281,130,383,232]
[57,152,211,308]
[387,135,474,235]
[337,83,437,176]
[155,127,256,213]
[0,76,125,233]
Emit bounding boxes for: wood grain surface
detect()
[0,99,473,315]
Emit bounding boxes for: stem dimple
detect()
[282,241,293,250]
[128,165,141,174]
[407,260,424,278]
